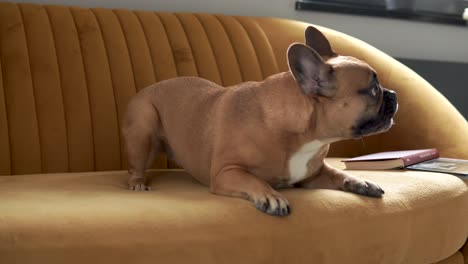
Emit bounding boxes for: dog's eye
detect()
[358,83,380,97]
[370,85,378,97]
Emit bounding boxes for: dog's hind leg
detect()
[122,104,164,191]
[124,128,159,191]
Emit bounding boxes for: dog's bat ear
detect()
[287,43,336,97]
[305,26,337,58]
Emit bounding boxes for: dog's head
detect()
[287,26,398,139]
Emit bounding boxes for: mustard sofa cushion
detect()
[1,158,466,264]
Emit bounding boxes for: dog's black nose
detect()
[383,89,397,102]
[383,89,398,115]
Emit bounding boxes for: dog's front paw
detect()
[129,177,151,191]
[252,192,291,216]
[344,179,384,198]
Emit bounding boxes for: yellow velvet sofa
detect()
[0,2,467,263]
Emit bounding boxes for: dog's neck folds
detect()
[259,72,315,134]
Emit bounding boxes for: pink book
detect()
[342,149,440,170]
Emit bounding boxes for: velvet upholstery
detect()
[0,2,467,263]
[0,159,467,264]
[1,2,467,176]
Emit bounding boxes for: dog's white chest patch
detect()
[287,140,326,185]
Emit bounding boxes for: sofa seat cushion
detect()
[0,158,467,264]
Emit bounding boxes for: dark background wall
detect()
[398,58,468,120]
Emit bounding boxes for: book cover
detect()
[342,149,440,170]
[406,158,468,179]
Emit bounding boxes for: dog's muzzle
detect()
[353,89,398,137]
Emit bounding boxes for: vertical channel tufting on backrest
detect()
[112,9,156,91]
[0,2,284,175]
[158,13,198,77]
[195,13,243,86]
[21,4,69,174]
[45,5,95,173]
[106,9,168,169]
[0,43,11,175]
[0,3,42,175]
[215,15,264,82]
[134,11,177,82]
[234,16,280,78]
[176,13,222,85]
[92,8,137,170]
[70,7,122,171]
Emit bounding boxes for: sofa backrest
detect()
[1,2,467,175]
[0,2,298,174]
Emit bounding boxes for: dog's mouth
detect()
[352,90,398,138]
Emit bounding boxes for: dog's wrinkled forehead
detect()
[327,56,375,89]
[327,56,373,71]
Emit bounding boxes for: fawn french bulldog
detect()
[122,26,398,216]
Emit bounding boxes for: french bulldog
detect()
[121,26,398,216]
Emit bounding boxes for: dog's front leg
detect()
[298,162,385,198]
[211,166,290,216]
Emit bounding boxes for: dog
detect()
[121,26,398,216]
